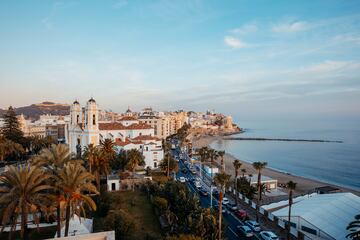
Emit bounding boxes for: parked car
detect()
[260,231,279,240]
[195,181,201,189]
[234,209,248,220]
[227,203,238,211]
[190,168,197,175]
[199,188,208,196]
[181,168,188,174]
[179,177,186,183]
[222,197,229,205]
[213,204,227,214]
[236,225,254,238]
[245,220,261,232]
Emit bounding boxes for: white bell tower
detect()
[83,97,99,146]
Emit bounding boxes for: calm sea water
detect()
[210,120,360,191]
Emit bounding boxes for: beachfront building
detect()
[248,174,278,190]
[68,99,164,169]
[138,108,188,139]
[264,192,360,240]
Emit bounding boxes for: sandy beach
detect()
[191,134,360,198]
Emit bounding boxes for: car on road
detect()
[227,203,238,211]
[181,168,188,174]
[234,209,248,220]
[245,220,261,232]
[199,188,208,196]
[178,177,186,183]
[259,231,279,240]
[213,204,227,214]
[222,197,229,205]
[194,180,201,189]
[190,169,197,175]
[236,225,254,238]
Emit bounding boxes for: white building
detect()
[267,192,360,240]
[68,99,164,169]
[68,99,99,157]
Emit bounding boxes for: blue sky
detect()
[0,0,360,121]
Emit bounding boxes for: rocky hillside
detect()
[0,102,70,119]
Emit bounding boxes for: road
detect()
[170,139,270,240]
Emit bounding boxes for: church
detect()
[68,98,164,169]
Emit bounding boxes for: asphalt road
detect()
[170,140,265,240]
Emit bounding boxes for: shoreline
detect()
[191,134,360,197]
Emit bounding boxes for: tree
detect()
[0,136,24,162]
[103,209,136,240]
[252,161,267,222]
[241,168,246,177]
[236,176,257,200]
[31,144,76,237]
[0,106,24,145]
[58,162,98,237]
[286,181,297,240]
[99,138,116,162]
[213,172,231,240]
[347,214,360,239]
[197,146,209,179]
[92,150,110,191]
[207,148,218,207]
[83,144,98,173]
[28,135,55,154]
[162,139,172,178]
[0,165,53,239]
[160,153,178,177]
[217,151,225,171]
[126,149,145,191]
[232,160,242,204]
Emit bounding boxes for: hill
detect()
[0,102,70,119]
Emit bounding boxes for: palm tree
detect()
[163,139,172,178]
[252,161,267,222]
[233,160,242,204]
[197,146,209,179]
[58,162,98,237]
[217,150,225,172]
[0,136,24,161]
[287,181,297,240]
[0,165,53,239]
[92,150,110,191]
[99,138,116,162]
[347,214,360,239]
[31,144,75,237]
[208,148,218,207]
[241,168,246,177]
[126,149,145,191]
[83,144,97,173]
[214,172,231,240]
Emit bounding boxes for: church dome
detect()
[88,97,96,103]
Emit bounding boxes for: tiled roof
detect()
[114,138,142,147]
[99,122,152,131]
[119,116,138,121]
[133,135,160,141]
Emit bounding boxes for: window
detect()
[77,138,80,145]
[139,133,142,136]
[154,162,157,168]
[111,183,116,191]
[93,114,96,125]
[76,115,79,123]
[301,226,317,235]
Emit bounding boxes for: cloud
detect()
[272,21,308,33]
[224,36,247,49]
[230,23,258,34]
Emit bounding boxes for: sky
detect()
[0,0,360,122]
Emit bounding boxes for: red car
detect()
[234,209,248,220]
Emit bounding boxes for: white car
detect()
[260,231,279,240]
[222,197,230,205]
[179,177,186,183]
[245,220,261,232]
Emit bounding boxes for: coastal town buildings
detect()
[68,99,164,169]
[17,114,69,143]
[138,108,188,139]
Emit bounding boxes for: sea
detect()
[210,120,360,191]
